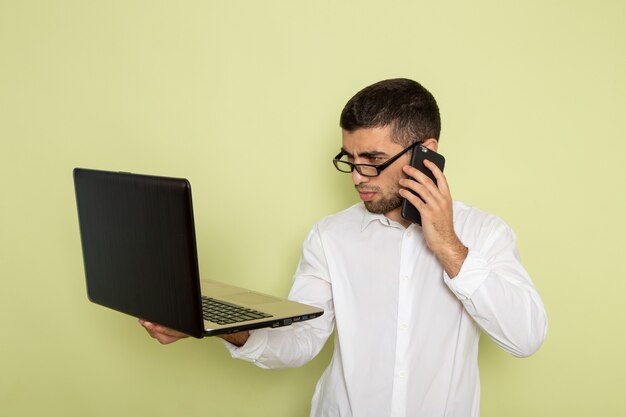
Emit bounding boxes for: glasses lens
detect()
[333,159,353,173]
[356,165,379,177]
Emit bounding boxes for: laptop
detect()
[73,168,323,338]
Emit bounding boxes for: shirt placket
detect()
[390,226,419,417]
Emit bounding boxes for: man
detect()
[141,78,547,417]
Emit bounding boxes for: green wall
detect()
[1,1,624,416]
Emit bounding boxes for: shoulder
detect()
[453,201,517,248]
[299,204,366,248]
[453,201,510,229]
[313,203,365,232]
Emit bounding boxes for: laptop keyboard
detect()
[202,296,273,325]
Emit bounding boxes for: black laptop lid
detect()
[73,168,204,338]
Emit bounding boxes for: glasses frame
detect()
[333,141,422,177]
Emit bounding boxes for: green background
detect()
[1,1,624,416]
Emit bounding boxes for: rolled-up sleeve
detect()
[222,225,335,369]
[444,221,548,358]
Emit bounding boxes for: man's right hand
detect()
[139,319,251,347]
[139,319,190,344]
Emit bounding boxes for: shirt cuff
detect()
[220,329,269,364]
[443,249,491,300]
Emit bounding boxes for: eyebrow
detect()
[340,148,389,158]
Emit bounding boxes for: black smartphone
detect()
[400,145,446,226]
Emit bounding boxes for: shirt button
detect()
[399,371,407,378]
[407,231,412,238]
[399,323,408,331]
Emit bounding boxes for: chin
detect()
[364,197,402,215]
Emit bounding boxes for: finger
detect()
[152,324,189,339]
[139,319,156,333]
[399,188,428,213]
[403,163,449,207]
[399,178,437,207]
[399,165,441,207]
[149,329,181,345]
[155,334,178,345]
[140,322,161,340]
[139,320,188,344]
[402,164,433,185]
[402,165,441,199]
[422,160,450,196]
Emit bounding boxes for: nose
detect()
[352,169,369,186]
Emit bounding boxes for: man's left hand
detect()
[399,160,468,277]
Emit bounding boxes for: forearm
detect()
[469,275,546,357]
[222,319,333,369]
[445,250,547,357]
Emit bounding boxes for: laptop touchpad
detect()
[224,292,281,305]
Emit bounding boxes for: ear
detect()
[421,138,439,152]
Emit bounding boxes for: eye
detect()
[368,156,385,163]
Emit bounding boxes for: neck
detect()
[385,207,412,228]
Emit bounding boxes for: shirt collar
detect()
[359,204,405,231]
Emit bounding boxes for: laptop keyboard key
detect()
[201,296,273,325]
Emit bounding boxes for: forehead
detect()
[341,126,402,153]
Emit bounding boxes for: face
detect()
[340,126,411,220]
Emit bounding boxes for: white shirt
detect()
[224,202,547,417]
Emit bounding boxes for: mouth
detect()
[357,188,377,202]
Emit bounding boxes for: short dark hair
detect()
[339,78,441,146]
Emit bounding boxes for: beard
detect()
[364,193,403,214]
[359,185,404,214]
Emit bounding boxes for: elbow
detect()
[511,315,548,358]
[511,339,543,358]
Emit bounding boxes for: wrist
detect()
[433,237,468,278]
[219,331,250,347]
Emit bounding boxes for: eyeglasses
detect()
[332,141,421,177]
